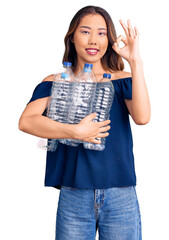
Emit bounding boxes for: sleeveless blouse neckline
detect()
[43,77,132,83]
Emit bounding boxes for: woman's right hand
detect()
[75,113,111,144]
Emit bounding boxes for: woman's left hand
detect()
[112,19,141,64]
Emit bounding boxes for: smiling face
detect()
[72,14,109,67]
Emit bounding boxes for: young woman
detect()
[18,5,151,240]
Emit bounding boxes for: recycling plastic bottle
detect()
[37,62,75,151]
[83,73,115,151]
[64,63,97,147]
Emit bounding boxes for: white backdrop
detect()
[1,0,169,239]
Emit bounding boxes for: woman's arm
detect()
[112,19,151,125]
[125,59,151,124]
[18,80,111,143]
[19,74,78,139]
[18,97,78,139]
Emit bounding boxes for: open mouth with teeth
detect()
[86,48,99,55]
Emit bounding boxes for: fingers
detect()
[90,112,97,119]
[86,131,109,144]
[99,125,111,133]
[98,119,111,127]
[93,138,101,144]
[127,19,134,38]
[97,132,109,138]
[112,35,127,54]
[119,19,134,37]
[116,35,127,45]
[134,26,139,39]
[87,113,111,127]
[119,19,129,36]
[92,132,109,144]
[120,19,138,39]
[96,125,111,139]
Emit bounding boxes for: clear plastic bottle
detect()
[64,63,97,147]
[83,73,115,151]
[37,62,75,151]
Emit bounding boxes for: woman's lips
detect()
[86,48,99,55]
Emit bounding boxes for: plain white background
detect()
[1,0,169,239]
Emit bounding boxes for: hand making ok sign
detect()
[112,19,141,64]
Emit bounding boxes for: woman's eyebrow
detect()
[98,28,107,30]
[80,26,91,29]
[80,26,107,30]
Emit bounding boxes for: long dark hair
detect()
[62,5,124,72]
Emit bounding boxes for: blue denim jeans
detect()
[55,186,142,240]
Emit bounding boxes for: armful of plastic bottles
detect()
[74,112,111,144]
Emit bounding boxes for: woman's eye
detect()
[81,30,89,34]
[99,32,107,36]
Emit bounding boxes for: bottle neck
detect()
[84,67,92,73]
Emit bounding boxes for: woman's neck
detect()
[73,60,112,76]
[73,62,117,82]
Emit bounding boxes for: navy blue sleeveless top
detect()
[27,77,136,190]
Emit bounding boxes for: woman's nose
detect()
[88,33,97,45]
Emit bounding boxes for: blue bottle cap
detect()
[61,73,69,78]
[84,63,93,69]
[103,73,111,79]
[63,61,72,67]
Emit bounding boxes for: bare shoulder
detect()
[116,71,132,79]
[42,74,55,82]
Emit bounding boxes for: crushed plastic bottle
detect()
[83,73,115,151]
[37,62,75,151]
[65,63,97,147]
